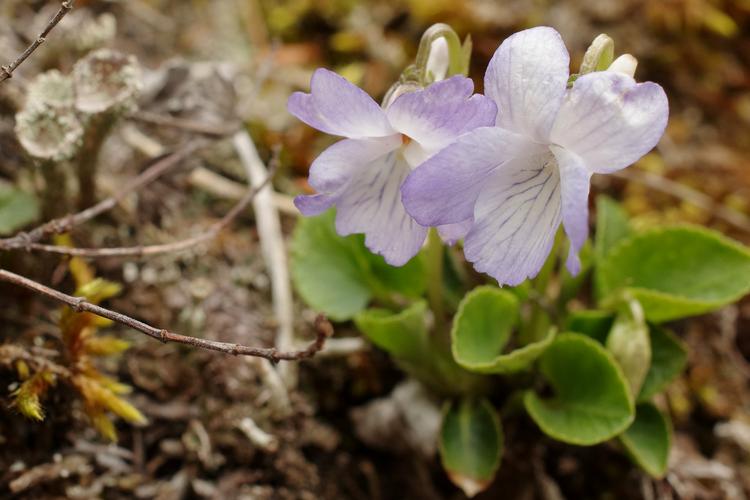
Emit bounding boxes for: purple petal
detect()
[386,76,497,153]
[287,68,394,139]
[549,72,668,174]
[401,126,543,227]
[294,193,336,216]
[308,136,401,192]
[464,152,562,286]
[484,26,570,142]
[551,146,591,275]
[335,152,428,266]
[438,219,472,245]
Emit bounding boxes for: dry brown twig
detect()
[0,1,75,84]
[0,142,202,251]
[129,111,241,137]
[0,136,331,362]
[0,268,333,362]
[21,161,277,258]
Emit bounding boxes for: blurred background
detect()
[1,0,750,498]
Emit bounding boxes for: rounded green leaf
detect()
[524,333,634,445]
[354,301,428,360]
[638,326,687,402]
[439,398,503,498]
[291,210,425,320]
[599,226,750,322]
[620,402,671,477]
[452,286,553,374]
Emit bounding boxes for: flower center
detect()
[401,134,412,146]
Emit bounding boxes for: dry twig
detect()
[233,131,297,385]
[0,1,74,83]
[0,268,333,362]
[129,111,240,137]
[0,142,202,251]
[20,164,276,258]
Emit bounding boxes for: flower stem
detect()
[520,230,564,344]
[425,228,445,327]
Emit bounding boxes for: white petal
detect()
[551,146,591,275]
[426,37,450,82]
[401,126,543,227]
[608,54,637,77]
[308,136,401,192]
[335,152,428,266]
[549,72,668,174]
[464,152,562,286]
[484,27,570,141]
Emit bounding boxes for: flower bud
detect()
[608,54,638,78]
[425,37,449,82]
[72,49,142,115]
[580,34,614,74]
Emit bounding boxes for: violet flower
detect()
[289,69,496,265]
[401,27,668,285]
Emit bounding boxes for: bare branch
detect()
[20,163,276,258]
[0,1,74,84]
[0,141,203,251]
[0,268,333,362]
[129,111,240,137]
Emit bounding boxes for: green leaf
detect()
[355,302,486,395]
[439,398,503,498]
[564,310,614,344]
[620,402,671,477]
[354,301,429,360]
[451,286,554,374]
[594,196,631,298]
[606,300,651,397]
[291,210,425,320]
[0,185,39,235]
[559,241,594,306]
[594,195,631,261]
[599,226,750,322]
[638,326,687,402]
[524,333,634,445]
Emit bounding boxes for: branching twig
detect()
[0,142,202,251]
[130,111,240,137]
[0,1,74,84]
[0,268,332,362]
[20,164,276,258]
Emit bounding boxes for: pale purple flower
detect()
[401,27,668,285]
[289,69,496,265]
